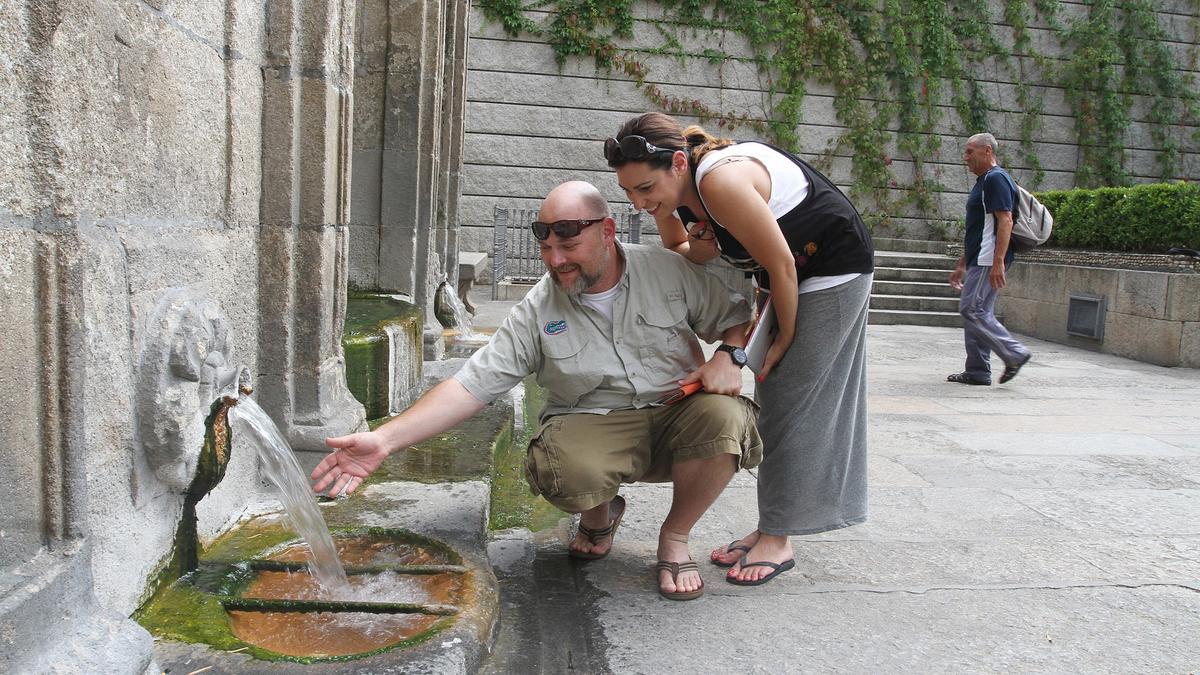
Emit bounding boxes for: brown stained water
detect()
[271,536,451,568]
[228,534,464,658]
[228,610,441,658]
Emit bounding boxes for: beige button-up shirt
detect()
[455,243,751,418]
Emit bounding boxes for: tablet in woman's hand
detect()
[744,294,777,374]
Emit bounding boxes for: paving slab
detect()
[477,315,1200,673]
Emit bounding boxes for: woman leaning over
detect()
[604,112,874,585]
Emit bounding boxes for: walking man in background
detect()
[947,132,1032,386]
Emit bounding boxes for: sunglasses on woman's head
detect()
[603,135,677,162]
[531,218,606,241]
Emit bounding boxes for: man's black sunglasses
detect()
[603,135,677,163]
[531,218,606,241]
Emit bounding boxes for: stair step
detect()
[873,266,952,283]
[870,294,961,312]
[872,237,953,255]
[869,309,963,327]
[874,250,959,270]
[872,280,960,298]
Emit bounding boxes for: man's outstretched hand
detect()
[311,432,390,498]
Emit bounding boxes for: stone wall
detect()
[0,0,371,669]
[1001,263,1200,367]
[459,1,1200,253]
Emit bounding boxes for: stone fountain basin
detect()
[137,525,476,662]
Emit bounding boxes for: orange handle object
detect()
[656,381,703,405]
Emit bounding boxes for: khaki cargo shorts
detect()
[523,393,762,513]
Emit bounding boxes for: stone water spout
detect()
[136,288,251,491]
[135,288,252,575]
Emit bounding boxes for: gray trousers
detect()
[960,264,1030,381]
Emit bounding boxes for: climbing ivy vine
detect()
[478,0,1199,230]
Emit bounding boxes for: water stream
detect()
[228,399,350,594]
[443,286,485,342]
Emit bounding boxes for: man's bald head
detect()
[538,181,611,223]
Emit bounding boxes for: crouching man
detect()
[312,181,761,601]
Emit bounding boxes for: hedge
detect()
[1034,181,1200,253]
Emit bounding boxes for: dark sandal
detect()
[947,372,990,386]
[999,354,1031,384]
[569,495,626,560]
[725,556,796,586]
[710,540,752,568]
[656,560,705,601]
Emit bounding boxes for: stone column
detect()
[258,0,366,450]
[350,0,469,358]
[0,3,153,670]
[437,0,470,284]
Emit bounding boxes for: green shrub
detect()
[1035,182,1200,253]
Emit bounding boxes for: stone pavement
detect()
[473,286,1200,673]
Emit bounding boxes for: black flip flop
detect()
[999,353,1031,384]
[710,540,752,568]
[569,495,626,560]
[725,556,796,586]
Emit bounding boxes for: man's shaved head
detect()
[539,181,611,222]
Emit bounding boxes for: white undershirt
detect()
[580,283,621,323]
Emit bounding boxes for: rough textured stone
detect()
[1104,311,1183,367]
[462,1,1200,253]
[0,230,45,568]
[0,1,383,670]
[1001,261,1197,366]
[1064,265,1121,303]
[1115,269,1170,319]
[531,322,1200,673]
[0,542,154,675]
[1166,274,1200,322]
[1182,321,1200,368]
[1010,262,1069,304]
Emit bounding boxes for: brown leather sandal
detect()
[568,495,626,560]
[655,560,704,601]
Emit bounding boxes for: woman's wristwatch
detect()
[715,344,748,368]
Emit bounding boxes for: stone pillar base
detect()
[0,540,154,674]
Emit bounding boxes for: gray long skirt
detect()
[755,272,871,535]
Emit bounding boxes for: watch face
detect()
[721,344,748,366]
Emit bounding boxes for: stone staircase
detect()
[870,238,962,327]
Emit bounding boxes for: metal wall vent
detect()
[1066,293,1106,340]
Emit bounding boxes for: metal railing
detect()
[491,206,642,299]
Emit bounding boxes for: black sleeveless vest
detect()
[680,142,875,290]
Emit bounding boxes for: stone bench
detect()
[458,251,488,313]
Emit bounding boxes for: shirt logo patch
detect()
[543,320,568,335]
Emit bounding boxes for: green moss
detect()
[134,578,250,653]
[136,527,463,663]
[344,293,423,340]
[343,294,423,419]
[201,516,302,564]
[488,377,565,532]
[366,404,510,485]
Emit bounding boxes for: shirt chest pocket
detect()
[539,332,603,407]
[634,293,693,384]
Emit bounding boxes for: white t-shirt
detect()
[580,283,621,323]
